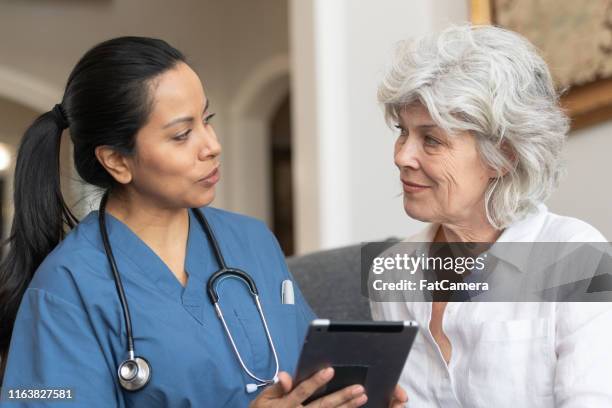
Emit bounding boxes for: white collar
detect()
[405,204,550,273]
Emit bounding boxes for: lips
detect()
[401,178,430,193]
[197,166,220,187]
[199,166,219,182]
[401,179,429,188]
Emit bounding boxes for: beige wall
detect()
[1,0,610,250]
[0,0,288,108]
[0,0,289,219]
[290,0,612,252]
[548,121,612,239]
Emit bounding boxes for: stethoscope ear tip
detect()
[246,376,278,394]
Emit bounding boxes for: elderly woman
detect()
[371,24,612,407]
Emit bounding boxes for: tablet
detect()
[294,319,418,407]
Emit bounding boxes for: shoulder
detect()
[198,207,288,276]
[200,206,267,230]
[199,206,274,242]
[539,212,607,242]
[498,204,607,242]
[196,207,284,261]
[400,206,607,243]
[530,205,607,242]
[27,212,110,307]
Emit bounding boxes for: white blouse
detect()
[370,204,612,407]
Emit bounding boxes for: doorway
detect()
[269,94,295,255]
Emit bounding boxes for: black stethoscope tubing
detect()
[98,191,279,393]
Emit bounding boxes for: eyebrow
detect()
[397,123,438,129]
[162,99,210,129]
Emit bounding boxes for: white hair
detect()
[378,24,569,229]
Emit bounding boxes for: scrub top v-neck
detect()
[1,207,315,408]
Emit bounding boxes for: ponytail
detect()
[0,106,78,363]
[0,36,186,378]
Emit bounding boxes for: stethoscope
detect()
[97,191,280,393]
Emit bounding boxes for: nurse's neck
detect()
[104,190,190,252]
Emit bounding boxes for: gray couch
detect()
[286,239,398,321]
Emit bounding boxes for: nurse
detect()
[0,37,407,407]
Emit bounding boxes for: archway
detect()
[225,55,295,252]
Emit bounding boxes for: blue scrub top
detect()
[1,207,315,407]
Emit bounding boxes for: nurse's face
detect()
[394,103,495,225]
[124,62,221,209]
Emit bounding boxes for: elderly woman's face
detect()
[395,104,495,225]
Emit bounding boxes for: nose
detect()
[198,124,222,161]
[394,136,420,170]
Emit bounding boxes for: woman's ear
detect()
[94,146,133,185]
[487,141,516,178]
[499,141,517,176]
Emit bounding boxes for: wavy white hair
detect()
[378,24,569,229]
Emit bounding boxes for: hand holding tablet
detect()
[251,367,408,408]
[250,320,416,408]
[294,320,418,407]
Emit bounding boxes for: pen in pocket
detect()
[281,280,295,305]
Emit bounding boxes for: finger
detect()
[284,367,334,405]
[258,372,293,400]
[305,385,366,408]
[392,384,408,403]
[278,372,294,394]
[389,398,406,408]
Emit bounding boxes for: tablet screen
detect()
[294,320,418,406]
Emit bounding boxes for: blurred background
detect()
[0,0,610,257]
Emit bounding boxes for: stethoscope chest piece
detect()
[118,355,151,391]
[100,190,279,395]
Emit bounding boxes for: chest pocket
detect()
[478,317,551,341]
[216,273,301,378]
[234,301,299,377]
[467,318,555,407]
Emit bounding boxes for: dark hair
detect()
[0,37,185,364]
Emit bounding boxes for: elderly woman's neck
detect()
[434,219,503,243]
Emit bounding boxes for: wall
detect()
[548,120,612,239]
[0,0,289,219]
[1,0,610,252]
[290,0,471,253]
[290,0,611,254]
